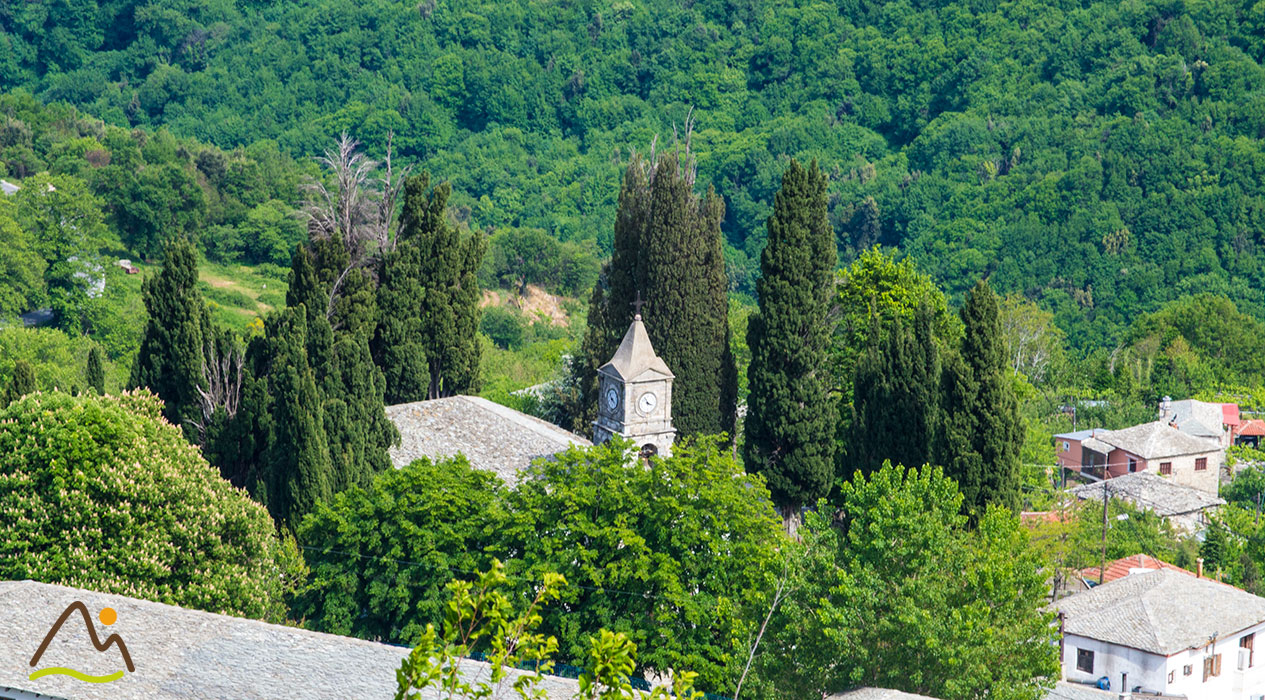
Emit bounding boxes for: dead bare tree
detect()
[188,338,245,445]
[301,131,411,326]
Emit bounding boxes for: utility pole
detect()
[1100,478,1109,586]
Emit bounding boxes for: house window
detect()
[1184,664,1193,676]
[1204,653,1222,681]
[1129,458,1138,473]
[1196,457,1209,471]
[1062,441,1070,451]
[1160,462,1173,475]
[1077,648,1094,673]
[1243,633,1255,668]
[1168,670,1175,684]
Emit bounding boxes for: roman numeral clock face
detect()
[638,391,657,414]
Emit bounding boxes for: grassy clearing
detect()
[197,262,289,333]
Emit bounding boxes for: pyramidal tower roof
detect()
[600,315,673,381]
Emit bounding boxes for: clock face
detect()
[638,391,658,414]
[605,387,619,410]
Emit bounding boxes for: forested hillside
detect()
[5,0,1265,345]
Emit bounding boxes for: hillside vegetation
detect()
[6,0,1265,346]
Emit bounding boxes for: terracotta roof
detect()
[1052,568,1265,655]
[1238,419,1265,437]
[599,317,672,382]
[0,580,581,700]
[386,395,590,485]
[1080,554,1192,584]
[1020,510,1069,525]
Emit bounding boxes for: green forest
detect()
[6,0,1265,347]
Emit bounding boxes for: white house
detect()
[1054,568,1265,699]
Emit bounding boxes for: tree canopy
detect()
[0,390,298,619]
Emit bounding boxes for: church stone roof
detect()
[599,316,672,382]
[0,580,581,700]
[386,395,590,485]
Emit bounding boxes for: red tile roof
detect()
[1224,403,1242,427]
[1080,554,1193,583]
[1239,419,1265,437]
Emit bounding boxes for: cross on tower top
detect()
[631,291,646,320]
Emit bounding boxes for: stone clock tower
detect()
[592,312,676,457]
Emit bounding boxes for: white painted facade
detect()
[1063,620,1265,699]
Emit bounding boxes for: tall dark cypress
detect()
[848,303,940,479]
[935,280,1022,516]
[86,346,105,395]
[129,238,209,432]
[263,307,333,527]
[743,159,837,530]
[4,360,36,405]
[640,153,736,438]
[288,243,333,378]
[573,160,651,433]
[373,173,485,402]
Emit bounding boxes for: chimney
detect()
[1197,557,1204,578]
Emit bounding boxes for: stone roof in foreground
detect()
[1068,472,1224,517]
[386,395,590,485]
[0,580,580,700]
[1052,568,1265,655]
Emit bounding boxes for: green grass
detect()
[197,262,289,333]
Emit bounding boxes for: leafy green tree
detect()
[295,456,506,642]
[0,199,46,317]
[936,280,1023,515]
[3,359,36,405]
[0,390,300,620]
[752,464,1058,700]
[849,304,941,478]
[394,561,704,700]
[85,344,105,394]
[12,173,114,333]
[129,238,211,432]
[503,436,783,692]
[744,159,837,531]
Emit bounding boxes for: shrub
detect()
[481,306,526,349]
[0,390,300,619]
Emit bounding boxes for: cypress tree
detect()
[288,243,334,380]
[4,359,36,405]
[743,159,837,530]
[373,173,485,402]
[321,333,398,492]
[935,280,1022,516]
[86,345,105,395]
[263,307,333,526]
[573,160,651,433]
[848,303,940,479]
[640,153,736,438]
[130,238,209,431]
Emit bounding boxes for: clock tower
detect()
[592,311,676,458]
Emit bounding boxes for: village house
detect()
[1081,554,1201,585]
[1159,397,1240,449]
[1068,473,1224,534]
[1236,419,1265,449]
[0,579,582,700]
[1055,421,1224,494]
[1054,568,1265,699]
